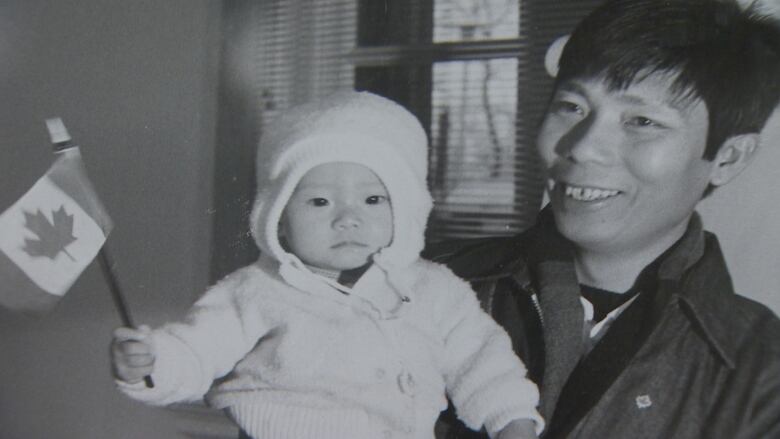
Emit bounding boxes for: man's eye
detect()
[551,100,584,115]
[365,195,387,205]
[307,198,329,207]
[626,116,662,128]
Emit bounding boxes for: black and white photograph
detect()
[1,0,779,438]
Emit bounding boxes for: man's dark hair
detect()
[556,0,780,160]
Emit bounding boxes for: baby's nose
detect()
[333,209,361,230]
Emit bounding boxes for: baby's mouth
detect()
[331,241,368,249]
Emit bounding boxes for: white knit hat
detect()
[250,91,433,282]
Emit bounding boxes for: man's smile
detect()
[549,179,622,202]
[563,184,621,202]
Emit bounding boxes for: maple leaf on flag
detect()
[22,205,77,261]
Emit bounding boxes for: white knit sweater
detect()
[119,254,542,438]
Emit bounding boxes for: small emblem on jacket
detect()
[635,395,652,409]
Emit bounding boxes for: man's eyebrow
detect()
[555,82,586,95]
[555,81,648,105]
[558,80,690,110]
[617,92,690,113]
[615,93,655,107]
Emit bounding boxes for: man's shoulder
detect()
[696,287,780,371]
[718,294,780,404]
[422,233,531,280]
[730,293,780,351]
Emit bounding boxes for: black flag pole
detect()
[45,118,153,388]
[97,248,154,388]
[97,249,135,326]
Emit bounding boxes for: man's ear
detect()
[708,133,760,188]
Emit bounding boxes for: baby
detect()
[111,91,543,439]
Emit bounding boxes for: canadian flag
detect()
[0,138,112,314]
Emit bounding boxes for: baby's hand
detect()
[494,419,538,439]
[111,325,155,384]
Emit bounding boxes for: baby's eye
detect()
[307,198,330,207]
[365,195,388,205]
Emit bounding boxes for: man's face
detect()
[280,162,393,272]
[537,73,716,256]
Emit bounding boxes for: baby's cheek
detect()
[366,212,393,241]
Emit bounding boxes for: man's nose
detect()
[333,207,362,230]
[556,113,614,164]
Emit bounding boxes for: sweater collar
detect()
[262,253,413,320]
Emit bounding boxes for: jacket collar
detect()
[520,207,740,369]
[511,208,585,420]
[656,214,740,369]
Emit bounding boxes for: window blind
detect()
[248,0,357,118]
[213,0,605,277]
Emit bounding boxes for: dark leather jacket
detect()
[427,210,780,439]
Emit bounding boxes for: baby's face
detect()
[280,162,393,271]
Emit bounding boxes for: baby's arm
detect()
[111,271,272,405]
[432,265,543,437]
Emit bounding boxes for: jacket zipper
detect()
[525,282,544,328]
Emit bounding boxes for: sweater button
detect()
[397,371,415,395]
[375,368,386,379]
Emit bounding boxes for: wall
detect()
[700,109,780,316]
[0,1,223,438]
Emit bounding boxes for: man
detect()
[430,0,780,437]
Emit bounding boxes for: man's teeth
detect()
[564,185,620,201]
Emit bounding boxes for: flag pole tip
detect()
[45,117,71,145]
